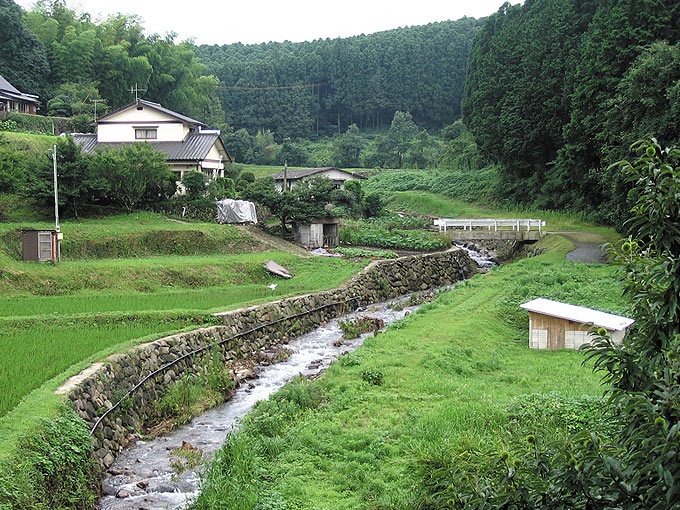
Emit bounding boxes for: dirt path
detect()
[549,231,607,263]
[239,225,310,257]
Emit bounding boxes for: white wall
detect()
[97,105,190,142]
[275,170,361,192]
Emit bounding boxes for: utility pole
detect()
[52,145,61,262]
[283,161,288,192]
[90,98,104,121]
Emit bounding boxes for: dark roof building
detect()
[0,74,40,114]
[72,132,227,162]
[270,167,364,192]
[72,98,231,190]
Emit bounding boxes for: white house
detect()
[269,167,364,192]
[73,99,231,186]
[520,298,634,350]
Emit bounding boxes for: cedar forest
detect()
[1,0,680,508]
[1,0,679,227]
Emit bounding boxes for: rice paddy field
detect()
[0,213,366,457]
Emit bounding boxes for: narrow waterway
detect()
[99,296,423,509]
[99,249,492,510]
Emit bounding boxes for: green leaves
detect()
[92,143,174,212]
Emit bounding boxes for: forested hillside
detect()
[463,0,680,225]
[195,18,483,138]
[0,0,224,129]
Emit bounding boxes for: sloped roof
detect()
[72,132,229,162]
[0,74,40,104]
[0,74,21,94]
[520,298,634,331]
[269,167,365,180]
[95,99,205,126]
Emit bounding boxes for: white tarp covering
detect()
[216,199,258,224]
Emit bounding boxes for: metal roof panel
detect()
[520,298,634,331]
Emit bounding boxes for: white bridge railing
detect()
[434,218,546,232]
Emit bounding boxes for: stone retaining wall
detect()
[65,248,476,469]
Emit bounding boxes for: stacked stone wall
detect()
[65,248,476,469]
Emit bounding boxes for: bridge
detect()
[434,218,546,241]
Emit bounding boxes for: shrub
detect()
[361,368,384,385]
[0,407,98,510]
[334,247,399,259]
[340,225,449,251]
[182,171,208,200]
[338,316,385,339]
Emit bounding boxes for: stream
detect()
[99,249,493,510]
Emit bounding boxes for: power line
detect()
[215,81,326,91]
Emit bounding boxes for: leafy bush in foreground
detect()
[0,407,98,510]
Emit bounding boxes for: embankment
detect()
[63,248,476,469]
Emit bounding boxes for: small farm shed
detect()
[520,298,634,350]
[22,229,61,262]
[293,218,339,249]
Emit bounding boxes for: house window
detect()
[135,128,157,139]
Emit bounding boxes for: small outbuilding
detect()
[293,218,339,249]
[22,229,62,262]
[520,298,634,350]
[270,167,364,192]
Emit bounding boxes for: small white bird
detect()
[267,283,278,291]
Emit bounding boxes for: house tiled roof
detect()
[0,74,40,104]
[95,99,205,126]
[72,132,224,161]
[269,167,365,180]
[0,75,21,94]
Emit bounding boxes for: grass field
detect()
[192,234,629,509]
[0,212,368,457]
[385,191,620,243]
[0,212,269,262]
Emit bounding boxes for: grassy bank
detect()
[0,252,364,419]
[192,234,628,509]
[0,212,268,261]
[384,191,620,243]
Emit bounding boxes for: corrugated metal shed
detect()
[520,298,634,331]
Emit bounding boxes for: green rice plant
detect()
[339,225,449,251]
[334,247,399,259]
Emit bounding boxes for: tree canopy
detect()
[462,0,680,225]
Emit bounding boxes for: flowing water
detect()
[99,297,424,510]
[454,242,496,270]
[99,249,492,510]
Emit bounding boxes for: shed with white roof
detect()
[520,298,634,350]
